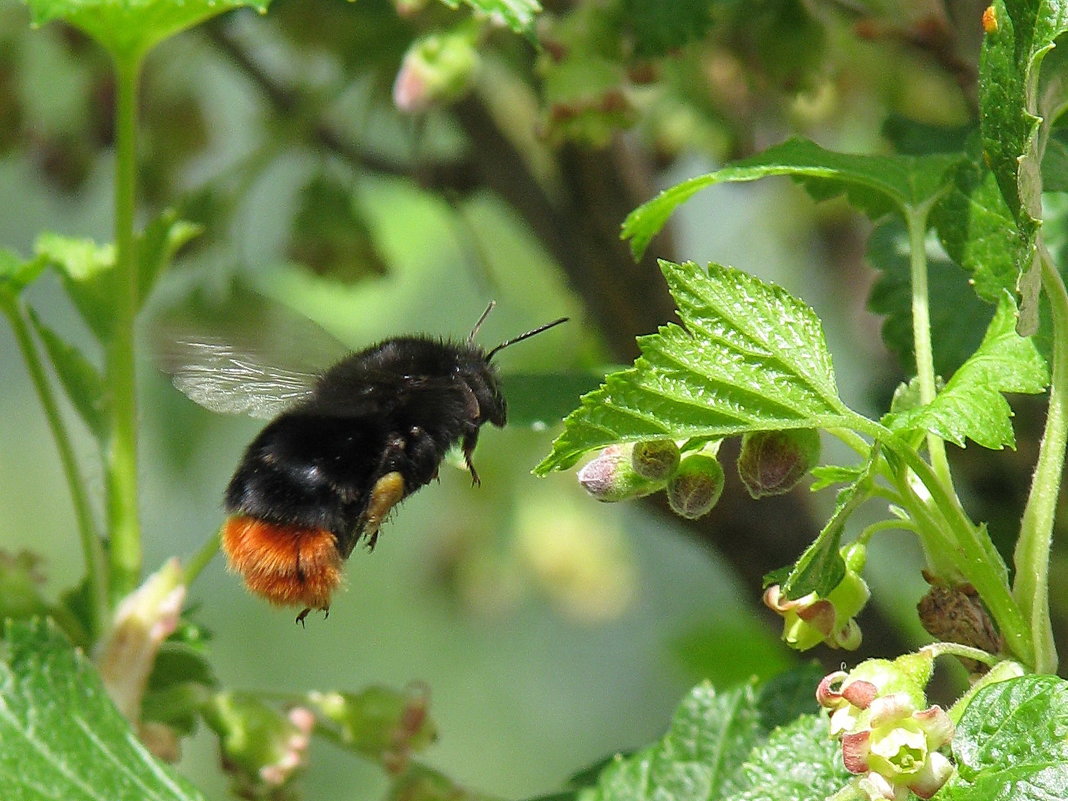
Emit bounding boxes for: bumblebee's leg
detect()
[461,427,481,486]
[357,471,406,551]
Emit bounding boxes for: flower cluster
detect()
[817,653,954,800]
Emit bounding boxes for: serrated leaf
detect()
[619,0,712,57]
[942,675,1068,800]
[978,2,1068,332]
[580,668,831,801]
[622,137,961,260]
[884,295,1048,449]
[536,260,854,474]
[436,0,540,36]
[23,0,272,61]
[729,714,849,801]
[866,219,993,376]
[782,458,874,598]
[35,233,116,342]
[26,307,109,442]
[930,146,1022,304]
[0,618,207,801]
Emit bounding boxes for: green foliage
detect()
[884,295,1048,450]
[22,0,271,60]
[944,675,1068,800]
[621,138,961,260]
[0,619,207,801]
[536,260,855,474]
[573,668,847,801]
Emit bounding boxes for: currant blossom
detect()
[764,542,869,650]
[817,652,955,800]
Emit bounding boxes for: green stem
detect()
[0,295,109,638]
[1013,244,1066,675]
[906,207,952,487]
[848,412,1034,667]
[105,51,144,599]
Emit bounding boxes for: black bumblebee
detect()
[167,305,566,620]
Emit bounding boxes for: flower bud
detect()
[737,428,820,498]
[96,558,186,723]
[0,550,51,620]
[631,439,681,481]
[308,684,436,773]
[666,454,724,519]
[203,692,314,795]
[578,444,665,502]
[393,30,481,114]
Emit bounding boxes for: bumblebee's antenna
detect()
[486,316,569,362]
[468,301,496,343]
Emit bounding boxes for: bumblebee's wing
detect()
[166,339,320,419]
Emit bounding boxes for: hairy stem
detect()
[0,295,108,638]
[105,51,144,599]
[1013,244,1066,675]
[906,207,952,488]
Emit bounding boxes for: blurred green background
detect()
[2,0,1052,797]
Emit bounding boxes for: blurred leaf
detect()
[884,295,1048,450]
[0,618,207,801]
[671,619,795,687]
[436,0,541,37]
[881,114,972,156]
[286,176,388,283]
[1042,127,1068,192]
[942,675,1068,800]
[866,220,992,376]
[619,0,712,57]
[536,261,855,475]
[22,0,272,60]
[0,248,47,296]
[26,306,109,442]
[136,210,201,308]
[749,0,826,91]
[35,232,116,341]
[141,642,217,735]
[622,137,961,260]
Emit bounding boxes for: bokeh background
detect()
[1,0,1061,797]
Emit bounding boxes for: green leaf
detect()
[978,1,1068,331]
[0,249,47,297]
[930,146,1022,304]
[436,0,541,36]
[137,211,201,309]
[0,618,207,801]
[22,0,272,61]
[26,307,109,442]
[942,675,1068,800]
[536,260,855,474]
[579,668,837,801]
[621,137,961,260]
[35,232,116,342]
[729,714,849,801]
[619,0,713,57]
[781,456,874,598]
[884,295,1049,449]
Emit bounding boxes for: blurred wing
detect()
[166,339,319,419]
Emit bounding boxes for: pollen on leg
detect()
[357,471,406,551]
[221,516,342,611]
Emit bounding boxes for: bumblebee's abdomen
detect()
[221,516,341,610]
